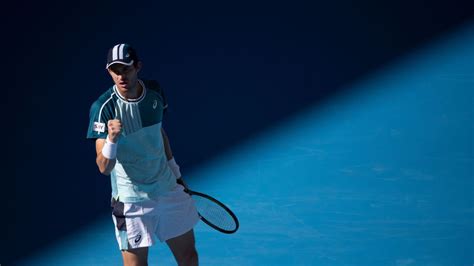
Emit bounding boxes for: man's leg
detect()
[166,229,198,266]
[121,247,149,266]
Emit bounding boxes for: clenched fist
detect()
[107,119,122,143]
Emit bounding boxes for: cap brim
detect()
[105,60,134,69]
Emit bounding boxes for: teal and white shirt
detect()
[87,80,177,203]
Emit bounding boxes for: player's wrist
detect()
[107,134,119,144]
[168,157,182,179]
[102,136,118,159]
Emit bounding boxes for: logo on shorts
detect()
[134,234,142,244]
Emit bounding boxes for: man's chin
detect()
[118,84,129,90]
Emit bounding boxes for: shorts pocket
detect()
[111,199,126,231]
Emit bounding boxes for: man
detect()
[86,43,200,266]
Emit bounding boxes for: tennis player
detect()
[86,43,200,266]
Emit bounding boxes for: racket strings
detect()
[193,195,237,231]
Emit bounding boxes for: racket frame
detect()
[184,188,239,234]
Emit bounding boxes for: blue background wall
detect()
[3,0,474,264]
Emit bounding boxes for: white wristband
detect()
[102,136,117,159]
[168,157,182,179]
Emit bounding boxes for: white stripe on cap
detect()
[112,44,120,60]
[119,44,124,59]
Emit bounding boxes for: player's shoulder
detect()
[89,86,115,112]
[142,79,163,93]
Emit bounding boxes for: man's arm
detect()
[95,138,116,175]
[161,127,188,187]
[95,119,122,175]
[161,127,174,162]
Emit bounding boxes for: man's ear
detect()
[136,61,143,73]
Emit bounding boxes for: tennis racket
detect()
[184,188,239,234]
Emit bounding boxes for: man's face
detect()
[107,63,141,92]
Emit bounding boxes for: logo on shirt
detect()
[153,100,158,109]
[93,122,106,133]
[134,234,142,244]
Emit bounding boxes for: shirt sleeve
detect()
[144,80,168,112]
[86,100,115,139]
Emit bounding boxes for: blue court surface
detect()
[18,24,473,265]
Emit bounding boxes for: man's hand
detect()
[177,178,189,190]
[107,119,122,143]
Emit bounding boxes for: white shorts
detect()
[111,184,200,250]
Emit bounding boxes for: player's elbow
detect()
[96,158,112,176]
[98,166,111,176]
